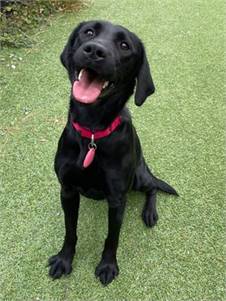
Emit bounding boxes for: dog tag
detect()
[83,134,97,168]
[83,147,96,168]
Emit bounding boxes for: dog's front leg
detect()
[95,198,126,285]
[48,186,80,279]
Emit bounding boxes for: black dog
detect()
[48,20,178,285]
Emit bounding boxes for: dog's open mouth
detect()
[73,69,110,104]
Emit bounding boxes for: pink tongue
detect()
[73,70,104,104]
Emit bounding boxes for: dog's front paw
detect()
[95,259,119,286]
[142,207,158,227]
[48,254,73,279]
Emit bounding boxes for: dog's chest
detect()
[58,156,107,200]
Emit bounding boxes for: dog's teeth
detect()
[103,81,109,89]
[78,69,84,81]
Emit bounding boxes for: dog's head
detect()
[61,20,155,106]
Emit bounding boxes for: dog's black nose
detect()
[83,42,107,60]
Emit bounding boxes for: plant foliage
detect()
[0,0,83,48]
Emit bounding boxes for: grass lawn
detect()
[0,0,225,300]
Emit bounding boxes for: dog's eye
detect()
[120,41,129,50]
[85,29,94,37]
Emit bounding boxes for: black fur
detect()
[48,20,178,285]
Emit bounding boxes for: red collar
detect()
[72,116,122,140]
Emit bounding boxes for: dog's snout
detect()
[83,42,107,60]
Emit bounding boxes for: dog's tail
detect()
[154,177,179,196]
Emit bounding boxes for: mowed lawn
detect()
[0,0,224,300]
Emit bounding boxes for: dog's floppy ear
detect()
[135,45,155,106]
[60,22,86,70]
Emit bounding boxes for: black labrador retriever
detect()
[48,20,178,285]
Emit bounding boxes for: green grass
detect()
[0,0,225,300]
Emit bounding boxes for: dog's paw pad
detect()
[142,208,158,227]
[48,254,72,279]
[95,260,119,285]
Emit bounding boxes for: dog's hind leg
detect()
[133,157,178,227]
